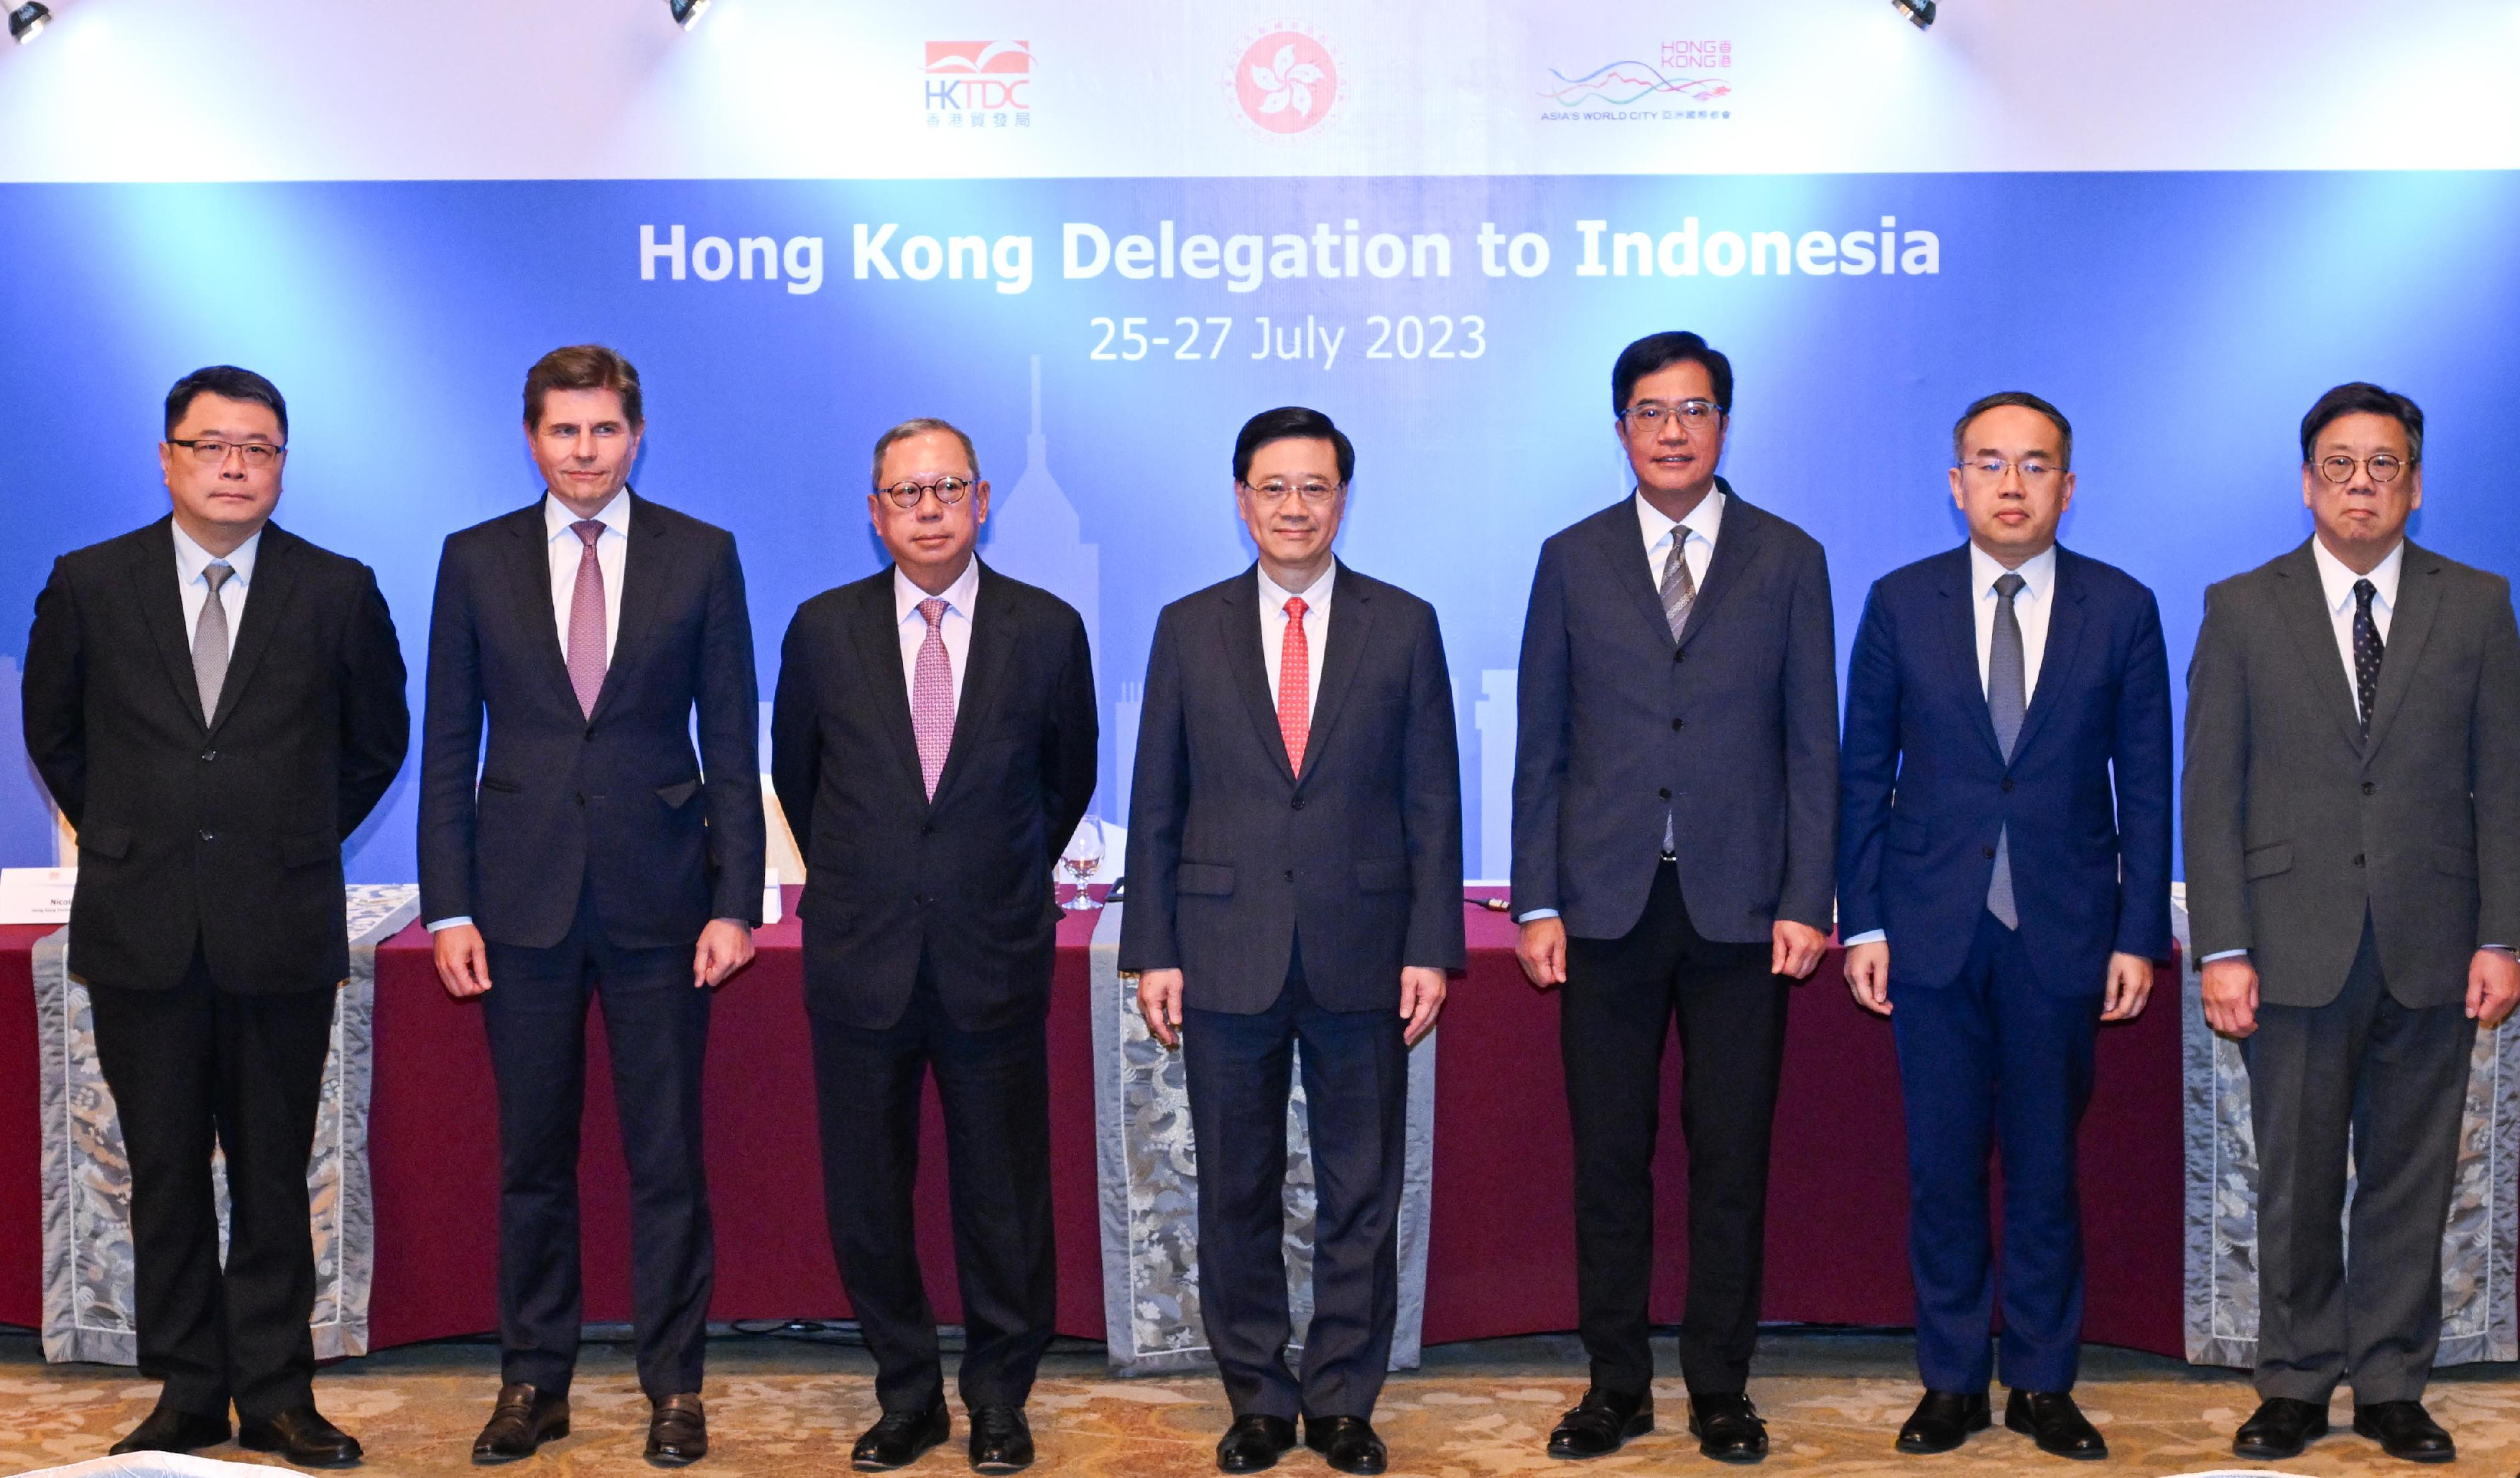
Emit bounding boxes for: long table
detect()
[0,894,2184,1356]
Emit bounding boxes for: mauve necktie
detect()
[912,597,956,799]
[2353,578,2384,740]
[565,520,607,718]
[1985,571,2027,929]
[1278,595,1312,773]
[191,561,234,724]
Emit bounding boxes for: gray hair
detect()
[871,416,981,490]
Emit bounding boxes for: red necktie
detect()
[1278,595,1311,773]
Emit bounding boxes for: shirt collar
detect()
[544,488,632,542]
[1257,559,1336,616]
[1969,541,2058,602]
[2310,535,2403,613]
[171,520,262,588]
[1635,486,1726,551]
[895,554,982,625]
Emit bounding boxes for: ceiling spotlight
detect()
[8,3,52,43]
[667,0,711,29]
[1893,0,1935,28]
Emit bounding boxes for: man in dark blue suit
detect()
[420,346,764,1468]
[1836,392,2172,1460]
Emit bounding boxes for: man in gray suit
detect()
[1123,406,1464,1477]
[2185,381,2520,1465]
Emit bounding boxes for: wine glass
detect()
[1060,815,1106,910]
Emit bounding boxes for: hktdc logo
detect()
[1230,25,1339,135]
[926,40,1032,129]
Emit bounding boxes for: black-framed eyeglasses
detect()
[879,476,975,508]
[167,438,286,469]
[2317,453,2409,485]
[1617,399,1721,432]
[1239,478,1344,506]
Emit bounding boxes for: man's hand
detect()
[1136,968,1186,1048]
[2101,951,2156,1022]
[1399,966,1448,1046]
[2201,956,2260,1039]
[1516,917,1567,988]
[692,919,755,988]
[1845,939,1890,1015]
[2468,948,2520,1028]
[433,923,494,999]
[1772,919,1828,980]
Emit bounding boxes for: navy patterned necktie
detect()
[2352,578,2384,739]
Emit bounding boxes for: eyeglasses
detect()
[2316,453,2409,485]
[879,476,974,509]
[1958,456,2064,484]
[167,438,285,469]
[1240,479,1344,506]
[1617,399,1721,432]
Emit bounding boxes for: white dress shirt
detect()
[896,555,981,710]
[2309,534,2402,702]
[1844,542,2058,949]
[1257,561,1336,724]
[172,520,259,658]
[545,490,629,667]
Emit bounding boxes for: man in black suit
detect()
[2185,382,2520,1465]
[1122,406,1464,1478]
[23,365,408,1466]
[770,416,1095,1475]
[420,345,763,1468]
[1513,333,1837,1464]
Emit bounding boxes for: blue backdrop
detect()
[3,170,2514,883]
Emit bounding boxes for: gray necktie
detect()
[1659,530,1696,854]
[192,562,234,725]
[1986,571,2026,929]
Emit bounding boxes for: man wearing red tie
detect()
[1122,407,1463,1476]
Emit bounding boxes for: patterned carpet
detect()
[6,1330,2520,1476]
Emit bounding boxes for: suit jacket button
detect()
[575,793,587,806]
[199,750,217,762]
[198,830,215,842]
[920,823,935,835]
[1982,845,1996,859]
[1670,718,1685,731]
[1673,648,1685,663]
[2362,781,2376,795]
[2000,777,2013,793]
[583,726,596,740]
[1292,797,1305,810]
[1283,869,1294,882]
[2354,853,2366,867]
[1658,787,1672,800]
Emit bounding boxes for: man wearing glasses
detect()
[771,418,1095,1474]
[1513,332,1836,1464]
[420,345,764,1467]
[1837,392,2172,1459]
[1122,406,1462,1476]
[23,365,409,1465]
[2185,382,2520,1465]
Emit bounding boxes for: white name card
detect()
[0,866,76,925]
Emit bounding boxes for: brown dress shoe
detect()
[647,1393,707,1467]
[473,1383,570,1464]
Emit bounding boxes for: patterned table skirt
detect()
[35,885,420,1365]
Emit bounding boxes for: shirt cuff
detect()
[1842,929,1886,947]
[2485,944,2516,955]
[425,916,472,932]
[2200,948,2248,964]
[1515,907,1560,924]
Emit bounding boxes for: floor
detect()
[6,1327,2520,1476]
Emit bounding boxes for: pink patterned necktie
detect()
[1278,595,1311,772]
[911,597,956,799]
[565,520,607,718]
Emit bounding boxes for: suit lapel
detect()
[125,518,209,733]
[206,524,301,734]
[2009,549,2088,762]
[848,573,927,801]
[1934,547,2006,763]
[588,492,667,725]
[503,502,581,714]
[930,562,1019,806]
[1598,499,1676,648]
[1219,568,1298,786]
[1676,482,1763,655]
[2363,542,2441,757]
[1295,562,1377,785]
[2272,541,2369,755]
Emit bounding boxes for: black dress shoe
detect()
[1894,1390,1990,1454]
[1303,1415,1387,1475]
[473,1383,570,1464]
[2353,1400,2454,1464]
[855,1405,951,1471]
[1688,1393,1768,1464]
[239,1406,364,1468]
[646,1393,707,1467]
[112,1403,232,1455]
[968,1406,1034,1474]
[1215,1414,1297,1474]
[2233,1396,2329,1460]
[1546,1387,1652,1458]
[2005,1389,2105,1460]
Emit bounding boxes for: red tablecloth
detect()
[1,896,2184,1355]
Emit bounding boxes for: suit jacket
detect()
[2183,538,2520,1009]
[1512,483,1838,943]
[21,518,408,994]
[1837,544,2174,994]
[418,493,764,950]
[1119,561,1464,1014]
[770,561,1096,1033]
